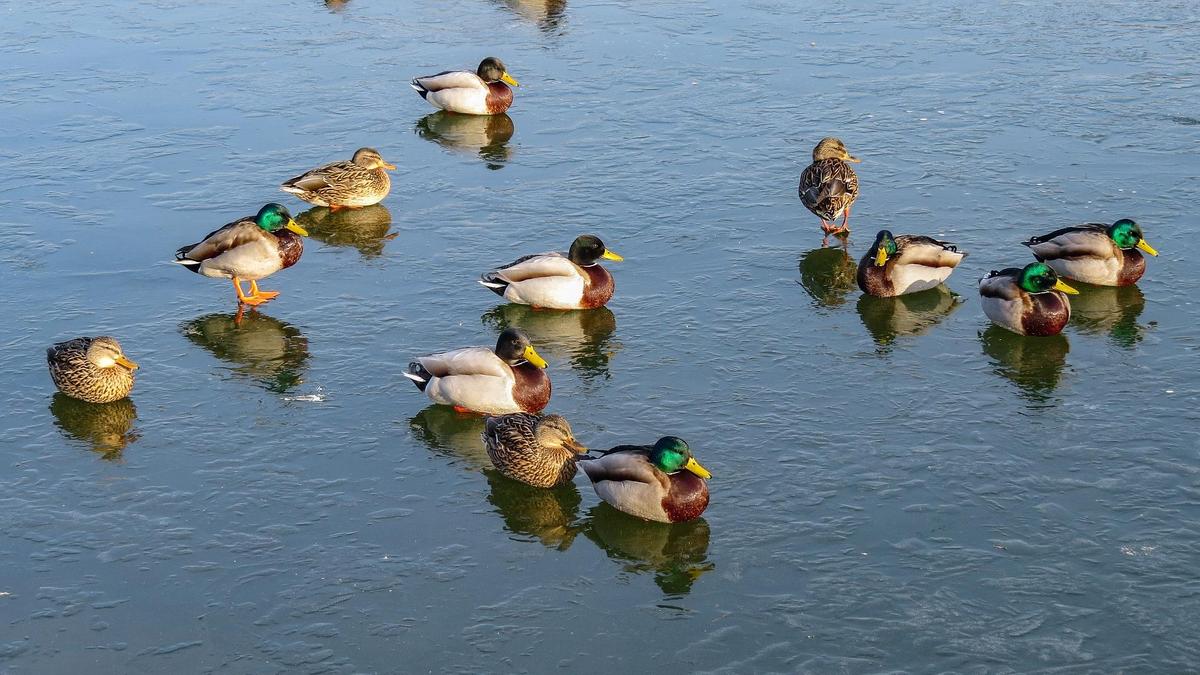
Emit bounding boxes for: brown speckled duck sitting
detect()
[483,413,588,487]
[280,147,396,210]
[47,336,138,403]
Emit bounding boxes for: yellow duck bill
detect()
[684,457,712,479]
[1136,240,1159,256]
[523,344,548,368]
[1053,279,1079,295]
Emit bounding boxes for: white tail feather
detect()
[478,280,505,289]
[402,372,426,383]
[173,259,200,266]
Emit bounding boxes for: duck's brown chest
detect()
[663,472,710,523]
[856,257,895,297]
[511,362,551,413]
[486,83,514,114]
[1021,290,1071,336]
[275,231,305,270]
[1116,249,1146,286]
[580,265,615,308]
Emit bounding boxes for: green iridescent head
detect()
[870,230,898,266]
[254,203,308,236]
[1017,262,1078,295]
[1107,219,1158,256]
[649,437,712,478]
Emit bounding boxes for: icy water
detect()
[2,0,1199,672]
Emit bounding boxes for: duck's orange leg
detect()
[249,280,279,301]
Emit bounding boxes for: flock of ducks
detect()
[44,62,1160,526]
[800,138,1159,336]
[45,56,707,525]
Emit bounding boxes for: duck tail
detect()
[172,247,203,273]
[410,79,429,99]
[403,362,432,392]
[478,272,509,297]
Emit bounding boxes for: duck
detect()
[798,137,861,235]
[479,235,623,309]
[1023,218,1158,287]
[279,147,396,210]
[858,230,967,297]
[579,437,712,524]
[47,336,139,403]
[482,412,588,487]
[411,57,520,115]
[403,327,551,414]
[979,262,1079,336]
[173,203,308,307]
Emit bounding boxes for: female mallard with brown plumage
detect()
[799,137,861,235]
[403,328,551,414]
[280,147,396,210]
[1023,218,1158,287]
[479,235,623,309]
[411,57,520,115]
[47,336,139,403]
[173,203,308,306]
[858,230,967,297]
[979,262,1079,336]
[483,413,588,487]
[580,437,712,524]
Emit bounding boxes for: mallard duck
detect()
[1023,219,1158,286]
[279,147,395,210]
[579,437,712,524]
[47,336,138,403]
[411,57,520,115]
[858,230,967,297]
[483,412,588,487]
[403,327,551,414]
[479,235,623,309]
[979,262,1079,336]
[173,203,308,306]
[799,137,861,235]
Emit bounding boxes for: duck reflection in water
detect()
[409,405,490,470]
[493,0,567,33]
[181,308,310,393]
[415,112,515,170]
[50,393,140,461]
[1068,284,1147,349]
[581,504,713,596]
[295,204,395,259]
[857,286,962,352]
[484,469,581,550]
[979,325,1070,404]
[797,245,857,309]
[481,305,620,382]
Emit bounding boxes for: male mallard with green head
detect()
[580,437,712,524]
[479,234,623,309]
[858,230,967,297]
[483,412,588,487]
[799,137,861,235]
[173,203,308,306]
[1023,218,1158,287]
[47,336,139,403]
[280,147,396,210]
[979,262,1079,336]
[403,328,551,414]
[411,57,520,115]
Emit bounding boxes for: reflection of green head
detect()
[1018,262,1062,294]
[255,203,294,232]
[1108,219,1143,249]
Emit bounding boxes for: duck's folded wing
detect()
[416,346,511,378]
[412,70,486,92]
[492,252,578,282]
[282,160,356,191]
[894,235,966,267]
[799,161,851,215]
[580,451,664,486]
[1023,224,1111,260]
[979,269,1022,300]
[178,219,260,262]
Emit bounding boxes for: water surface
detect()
[2,0,1199,672]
